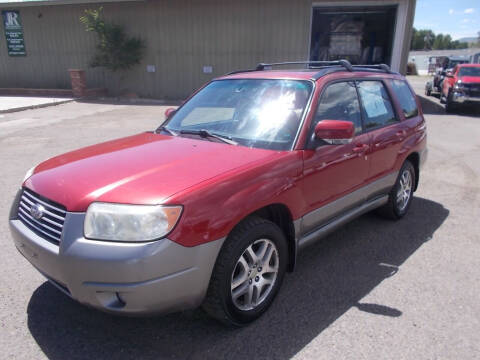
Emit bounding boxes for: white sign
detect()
[203,65,213,74]
[146,65,156,73]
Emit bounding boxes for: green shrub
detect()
[80,7,145,71]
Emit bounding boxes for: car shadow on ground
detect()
[27,197,448,360]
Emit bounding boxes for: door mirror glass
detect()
[314,120,354,144]
[164,107,176,118]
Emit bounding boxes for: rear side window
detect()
[391,80,418,119]
[357,81,397,130]
[313,81,362,134]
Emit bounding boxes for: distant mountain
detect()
[457,37,478,44]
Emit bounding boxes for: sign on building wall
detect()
[2,10,26,56]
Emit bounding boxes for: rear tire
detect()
[376,160,416,220]
[202,217,287,326]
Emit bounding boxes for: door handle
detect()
[352,144,369,153]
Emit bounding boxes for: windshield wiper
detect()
[156,126,178,136]
[179,129,238,145]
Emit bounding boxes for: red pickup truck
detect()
[442,63,480,112]
[9,60,427,325]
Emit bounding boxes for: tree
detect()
[410,28,469,50]
[443,35,452,49]
[432,33,444,50]
[80,7,145,71]
[423,30,434,50]
[410,28,418,50]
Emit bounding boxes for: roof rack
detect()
[351,64,392,73]
[255,60,354,72]
[225,60,393,78]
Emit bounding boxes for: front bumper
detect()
[9,206,224,315]
[451,91,480,104]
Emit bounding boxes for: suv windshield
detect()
[458,67,480,77]
[163,79,313,150]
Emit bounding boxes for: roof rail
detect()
[255,60,354,72]
[225,60,394,78]
[351,64,392,73]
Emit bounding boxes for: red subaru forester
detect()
[9,60,427,326]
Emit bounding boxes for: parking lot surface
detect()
[0,92,479,359]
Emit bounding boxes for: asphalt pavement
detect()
[0,90,479,359]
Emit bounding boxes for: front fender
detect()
[167,151,305,247]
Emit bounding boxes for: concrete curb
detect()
[0,99,75,114]
[416,94,446,115]
[76,97,184,106]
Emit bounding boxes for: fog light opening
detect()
[115,292,126,307]
[96,291,126,309]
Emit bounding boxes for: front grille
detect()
[465,83,480,91]
[464,83,480,97]
[17,188,66,245]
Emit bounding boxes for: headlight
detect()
[454,81,465,90]
[84,203,183,242]
[23,166,35,182]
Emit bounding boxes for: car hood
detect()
[25,132,279,211]
[460,76,480,84]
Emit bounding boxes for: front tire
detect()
[425,84,432,96]
[202,217,287,326]
[440,92,446,104]
[445,91,456,113]
[377,160,415,220]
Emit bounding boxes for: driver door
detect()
[301,81,370,234]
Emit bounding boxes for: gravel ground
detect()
[0,89,479,360]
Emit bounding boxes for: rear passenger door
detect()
[356,80,405,183]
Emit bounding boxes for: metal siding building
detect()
[408,48,480,75]
[0,0,416,99]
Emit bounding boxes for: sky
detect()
[414,0,479,40]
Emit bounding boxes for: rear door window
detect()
[357,80,397,130]
[391,80,418,119]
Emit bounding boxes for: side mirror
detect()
[164,107,176,119]
[445,71,453,78]
[314,120,354,145]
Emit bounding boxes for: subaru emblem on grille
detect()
[30,204,45,220]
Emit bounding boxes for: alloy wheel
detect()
[230,239,279,311]
[396,169,412,212]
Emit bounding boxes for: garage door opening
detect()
[310,6,397,66]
